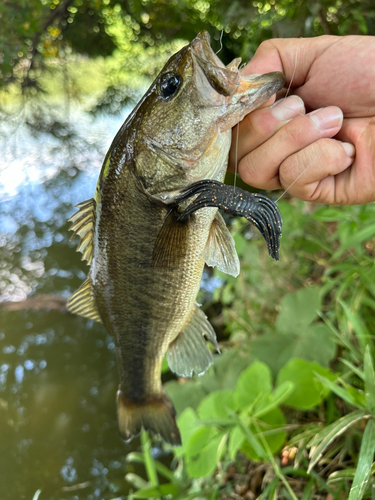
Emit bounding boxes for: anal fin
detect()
[167,305,219,378]
[67,276,102,323]
[203,211,240,277]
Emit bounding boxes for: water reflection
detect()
[0,110,144,499]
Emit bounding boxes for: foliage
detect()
[125,200,375,499]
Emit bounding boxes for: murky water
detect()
[0,109,148,500]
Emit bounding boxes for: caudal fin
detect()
[117,390,181,446]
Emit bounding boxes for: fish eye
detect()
[159,73,182,99]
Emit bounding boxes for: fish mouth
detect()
[190,31,285,100]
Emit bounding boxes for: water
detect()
[0,109,147,499]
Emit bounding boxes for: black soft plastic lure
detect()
[176,179,282,261]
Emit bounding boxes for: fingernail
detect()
[338,141,356,157]
[270,96,305,121]
[309,107,343,130]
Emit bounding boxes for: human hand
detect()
[229,36,375,204]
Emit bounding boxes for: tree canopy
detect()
[1,0,374,96]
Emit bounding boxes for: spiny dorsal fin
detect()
[203,212,240,277]
[167,305,219,378]
[68,198,96,265]
[67,277,102,323]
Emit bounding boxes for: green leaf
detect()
[348,418,375,500]
[253,381,295,418]
[234,361,272,410]
[185,427,226,478]
[364,345,375,415]
[308,410,367,472]
[164,379,207,414]
[125,453,175,482]
[175,407,201,457]
[228,426,245,460]
[277,359,335,409]
[275,287,320,334]
[340,301,371,353]
[141,430,158,487]
[131,483,180,498]
[125,473,149,490]
[198,390,235,420]
[251,323,335,375]
[315,375,365,409]
[241,408,287,461]
[333,224,375,259]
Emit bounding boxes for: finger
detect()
[278,138,355,203]
[238,106,344,190]
[242,37,340,89]
[228,95,305,171]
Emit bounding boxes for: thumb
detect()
[242,38,334,88]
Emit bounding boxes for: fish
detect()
[67,31,285,446]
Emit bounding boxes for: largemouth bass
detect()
[68,31,285,445]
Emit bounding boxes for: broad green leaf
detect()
[198,390,235,420]
[275,287,320,334]
[186,427,226,478]
[364,345,375,415]
[348,418,375,500]
[234,361,272,411]
[277,359,335,409]
[175,407,200,457]
[308,410,367,472]
[229,426,245,460]
[132,483,180,498]
[241,408,287,461]
[251,323,335,375]
[254,381,295,419]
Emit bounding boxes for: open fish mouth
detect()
[190,30,285,103]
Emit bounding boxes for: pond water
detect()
[0,108,156,500]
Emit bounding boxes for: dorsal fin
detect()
[67,276,102,323]
[203,212,240,277]
[68,199,96,265]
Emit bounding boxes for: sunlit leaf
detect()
[277,359,335,409]
[348,418,375,500]
[364,345,375,415]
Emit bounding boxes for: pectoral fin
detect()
[176,180,282,261]
[203,212,240,277]
[167,305,219,378]
[152,209,189,268]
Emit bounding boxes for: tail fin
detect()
[117,390,181,446]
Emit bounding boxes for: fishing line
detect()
[284,50,298,99]
[234,122,240,193]
[216,30,224,55]
[275,156,315,203]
